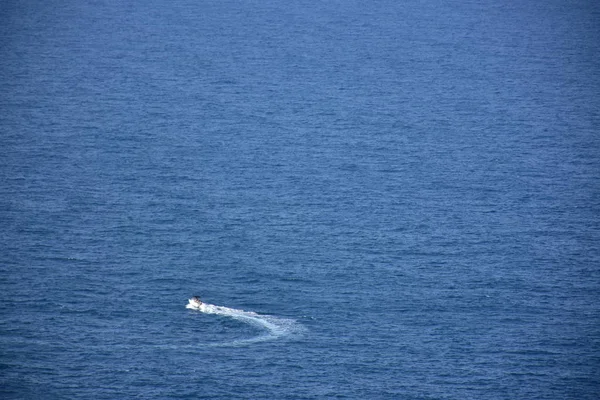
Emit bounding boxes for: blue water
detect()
[1,0,599,398]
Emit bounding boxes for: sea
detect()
[1,0,599,399]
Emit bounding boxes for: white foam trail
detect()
[186,299,303,346]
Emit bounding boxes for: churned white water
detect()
[186,299,304,346]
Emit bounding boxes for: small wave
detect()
[186,299,304,346]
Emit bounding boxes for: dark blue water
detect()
[2,0,599,398]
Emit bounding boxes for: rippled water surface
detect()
[1,0,599,398]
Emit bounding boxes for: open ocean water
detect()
[1,0,599,399]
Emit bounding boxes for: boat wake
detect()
[186,298,304,346]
